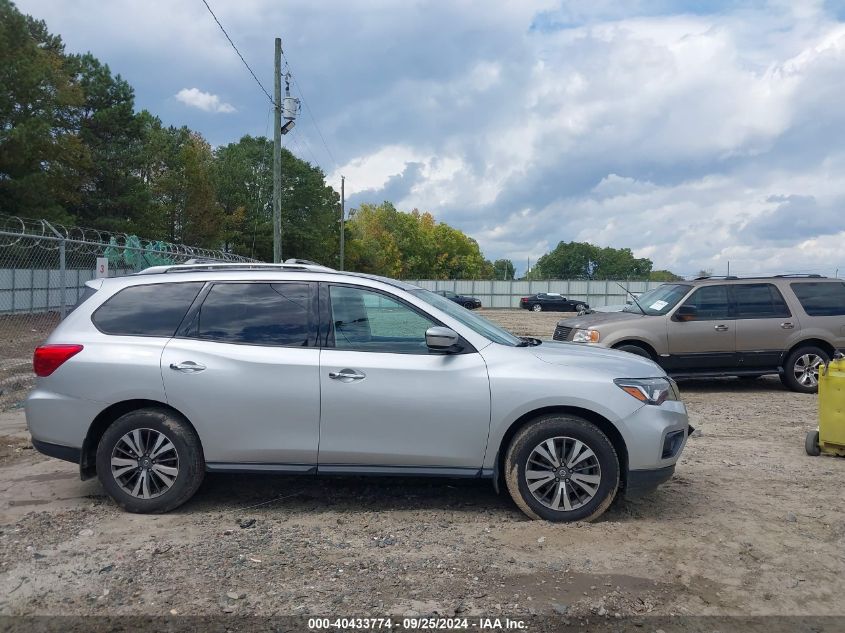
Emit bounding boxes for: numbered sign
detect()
[96,257,109,279]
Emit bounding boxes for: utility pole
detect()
[273,37,282,263]
[727,260,730,277]
[339,175,345,270]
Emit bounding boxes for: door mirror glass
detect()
[675,305,698,321]
[425,326,460,352]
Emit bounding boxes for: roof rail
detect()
[773,273,825,278]
[136,262,335,275]
[694,275,739,280]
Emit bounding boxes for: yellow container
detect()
[808,357,845,456]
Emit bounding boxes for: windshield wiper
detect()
[616,282,647,316]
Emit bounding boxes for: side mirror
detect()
[675,305,697,322]
[426,326,461,352]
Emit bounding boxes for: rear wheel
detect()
[532,304,543,312]
[96,408,205,513]
[574,303,586,312]
[504,415,619,522]
[782,346,829,393]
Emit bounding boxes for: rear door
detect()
[317,283,491,473]
[666,284,737,371]
[161,281,320,469]
[733,283,795,370]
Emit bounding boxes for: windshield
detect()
[623,284,691,315]
[412,289,523,346]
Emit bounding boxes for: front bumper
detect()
[626,464,675,497]
[618,399,689,468]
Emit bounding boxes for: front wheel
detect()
[96,408,205,513]
[574,303,586,312]
[504,415,620,522]
[781,346,829,393]
[805,430,821,456]
[532,304,543,312]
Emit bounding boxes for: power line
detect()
[282,53,340,171]
[200,0,274,104]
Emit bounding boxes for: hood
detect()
[530,341,665,378]
[557,310,651,329]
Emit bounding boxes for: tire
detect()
[574,303,586,312]
[504,415,620,522]
[781,346,829,393]
[615,344,652,360]
[532,304,543,312]
[96,407,205,513]
[805,430,821,456]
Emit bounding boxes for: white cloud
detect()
[175,88,236,114]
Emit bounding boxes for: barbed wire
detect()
[0,214,256,263]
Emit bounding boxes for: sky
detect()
[17,0,845,277]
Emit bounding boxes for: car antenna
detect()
[616,282,647,315]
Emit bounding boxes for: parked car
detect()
[27,262,689,521]
[553,275,845,393]
[434,289,482,309]
[520,293,588,312]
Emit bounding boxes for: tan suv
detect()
[553,275,845,393]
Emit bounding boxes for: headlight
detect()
[614,377,677,405]
[572,328,600,343]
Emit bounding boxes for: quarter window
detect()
[790,282,845,316]
[196,283,311,346]
[734,284,791,319]
[92,283,203,336]
[329,286,436,354]
[680,285,732,320]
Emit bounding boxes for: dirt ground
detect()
[0,309,843,624]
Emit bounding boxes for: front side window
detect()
[329,286,436,354]
[624,284,691,315]
[92,282,203,336]
[791,282,845,316]
[735,283,791,319]
[196,282,311,346]
[680,285,732,320]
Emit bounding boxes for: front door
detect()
[666,284,737,371]
[318,284,491,474]
[161,281,320,469]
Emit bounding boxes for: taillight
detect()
[520,297,531,302]
[33,345,83,377]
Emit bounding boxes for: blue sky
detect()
[17,0,845,276]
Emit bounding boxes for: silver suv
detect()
[555,275,845,393]
[26,263,689,521]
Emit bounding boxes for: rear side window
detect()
[196,282,311,346]
[791,282,845,316]
[93,283,203,336]
[734,283,791,319]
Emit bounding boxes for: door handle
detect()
[328,368,366,382]
[714,324,729,332]
[169,361,206,373]
[781,322,795,329]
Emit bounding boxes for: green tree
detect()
[492,258,515,280]
[649,269,683,281]
[67,53,148,232]
[345,202,491,279]
[0,0,87,220]
[529,241,652,280]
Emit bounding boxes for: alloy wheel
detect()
[793,353,823,388]
[524,436,601,511]
[110,428,180,499]
[532,304,542,312]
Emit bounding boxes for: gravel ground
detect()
[0,309,843,623]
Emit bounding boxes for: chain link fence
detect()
[0,214,256,411]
